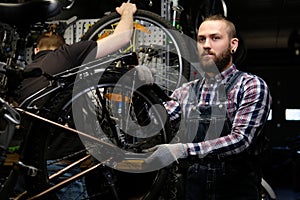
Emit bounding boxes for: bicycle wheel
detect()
[71,72,175,199]
[2,71,176,199]
[81,9,192,93]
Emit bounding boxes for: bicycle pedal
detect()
[13,161,38,177]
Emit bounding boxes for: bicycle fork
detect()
[0,98,20,166]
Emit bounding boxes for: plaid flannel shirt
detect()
[164,65,272,157]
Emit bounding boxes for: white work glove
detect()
[135,65,154,85]
[143,143,188,167]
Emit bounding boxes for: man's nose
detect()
[203,38,211,48]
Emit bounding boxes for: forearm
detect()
[95,3,136,58]
[186,132,249,157]
[113,10,134,42]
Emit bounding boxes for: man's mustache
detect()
[200,51,215,57]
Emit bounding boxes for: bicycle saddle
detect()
[0,0,62,26]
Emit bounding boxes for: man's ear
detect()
[231,37,239,53]
[34,47,39,55]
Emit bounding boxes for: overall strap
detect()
[188,77,203,104]
[225,71,244,95]
[218,70,244,129]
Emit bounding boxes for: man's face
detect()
[197,20,234,74]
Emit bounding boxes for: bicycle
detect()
[1,55,177,200]
[0,0,191,199]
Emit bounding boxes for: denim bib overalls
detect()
[184,72,261,200]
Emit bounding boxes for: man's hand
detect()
[135,65,154,85]
[116,2,137,16]
[143,143,188,166]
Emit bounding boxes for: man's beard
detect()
[199,47,231,74]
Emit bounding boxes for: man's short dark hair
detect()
[36,32,65,50]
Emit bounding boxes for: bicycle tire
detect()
[81,9,192,93]
[3,71,177,199]
[71,72,175,199]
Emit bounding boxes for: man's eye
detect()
[198,38,205,43]
[212,37,220,41]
